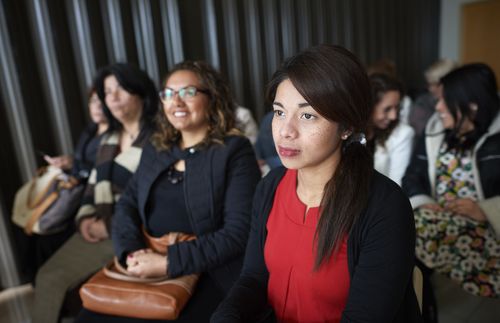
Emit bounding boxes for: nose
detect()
[108,88,120,101]
[167,92,184,107]
[388,108,398,121]
[278,117,298,140]
[435,98,444,112]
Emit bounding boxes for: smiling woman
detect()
[403,63,500,299]
[368,73,415,186]
[74,60,261,322]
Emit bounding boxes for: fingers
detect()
[421,204,443,212]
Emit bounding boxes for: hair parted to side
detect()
[94,63,158,133]
[267,44,374,269]
[440,63,500,150]
[369,73,404,148]
[152,61,239,150]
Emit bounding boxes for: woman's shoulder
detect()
[208,135,254,155]
[223,134,253,147]
[367,171,413,215]
[388,123,415,143]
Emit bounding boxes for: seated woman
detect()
[31,63,158,323]
[22,87,109,279]
[402,63,500,299]
[211,45,420,323]
[75,60,261,322]
[43,88,109,182]
[368,73,415,186]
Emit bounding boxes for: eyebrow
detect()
[164,85,198,89]
[273,101,311,108]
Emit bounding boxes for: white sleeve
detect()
[387,124,415,186]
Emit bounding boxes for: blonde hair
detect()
[425,59,458,84]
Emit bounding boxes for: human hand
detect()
[445,198,487,222]
[44,155,74,170]
[126,249,168,278]
[79,217,109,242]
[420,203,444,212]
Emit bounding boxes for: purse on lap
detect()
[11,166,84,235]
[80,231,199,320]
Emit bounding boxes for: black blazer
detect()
[111,135,261,292]
[212,168,422,323]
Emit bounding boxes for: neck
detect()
[97,122,108,135]
[296,155,340,207]
[458,118,475,136]
[122,121,140,141]
[180,127,209,149]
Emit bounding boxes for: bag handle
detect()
[26,167,60,209]
[24,191,59,235]
[103,258,199,294]
[102,258,169,283]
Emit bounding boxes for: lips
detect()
[278,145,300,157]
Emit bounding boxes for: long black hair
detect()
[94,63,158,133]
[267,44,373,268]
[440,63,500,150]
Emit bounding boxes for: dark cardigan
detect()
[112,135,261,293]
[212,168,422,323]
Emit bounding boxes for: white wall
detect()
[439,0,482,61]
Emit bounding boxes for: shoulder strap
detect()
[24,191,58,235]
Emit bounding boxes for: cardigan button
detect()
[188,148,196,154]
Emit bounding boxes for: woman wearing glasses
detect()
[76,61,261,322]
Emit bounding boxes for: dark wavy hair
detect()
[152,61,238,150]
[368,73,404,149]
[94,63,158,132]
[267,44,373,269]
[440,63,500,150]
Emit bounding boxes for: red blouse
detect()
[264,169,350,323]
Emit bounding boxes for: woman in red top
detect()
[212,45,421,322]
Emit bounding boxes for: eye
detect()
[301,113,316,120]
[273,109,284,117]
[185,87,197,98]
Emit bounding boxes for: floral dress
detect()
[414,144,500,298]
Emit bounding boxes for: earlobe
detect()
[341,130,353,140]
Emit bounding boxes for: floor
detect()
[0,284,32,323]
[1,276,499,323]
[432,274,500,323]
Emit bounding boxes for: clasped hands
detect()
[422,198,487,222]
[126,249,168,278]
[80,217,109,242]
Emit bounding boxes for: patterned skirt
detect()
[414,208,500,298]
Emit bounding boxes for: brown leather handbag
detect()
[80,230,199,320]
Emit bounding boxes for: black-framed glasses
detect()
[158,86,209,102]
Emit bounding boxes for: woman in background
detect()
[32,63,158,323]
[43,88,108,181]
[403,63,500,319]
[368,73,415,186]
[19,87,109,281]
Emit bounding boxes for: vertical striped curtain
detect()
[0,0,438,284]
